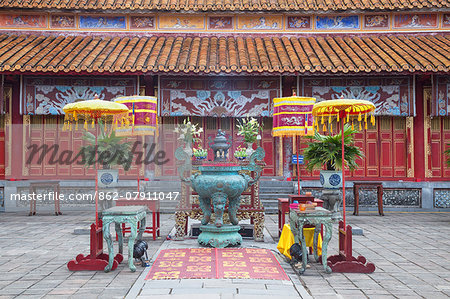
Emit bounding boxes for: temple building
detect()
[0,0,449,211]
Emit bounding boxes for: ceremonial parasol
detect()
[113,96,158,191]
[113,96,158,137]
[63,98,130,229]
[312,99,375,228]
[272,95,316,195]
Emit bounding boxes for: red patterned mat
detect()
[145,248,289,280]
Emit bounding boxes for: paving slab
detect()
[1,210,449,298]
[138,288,172,295]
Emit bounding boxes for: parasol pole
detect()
[296,136,301,195]
[95,118,99,229]
[137,135,141,193]
[341,111,346,229]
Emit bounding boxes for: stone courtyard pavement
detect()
[0,209,449,298]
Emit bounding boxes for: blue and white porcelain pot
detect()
[319,170,342,189]
[97,169,119,188]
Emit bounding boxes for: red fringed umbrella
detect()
[113,96,159,191]
[272,95,316,194]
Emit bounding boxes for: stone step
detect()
[261,200,278,214]
[259,187,294,193]
[259,193,294,199]
[261,200,278,206]
[260,176,284,180]
[259,180,293,187]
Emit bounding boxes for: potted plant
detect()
[234,146,247,160]
[80,120,133,189]
[193,146,208,160]
[236,116,261,157]
[303,123,363,189]
[174,118,203,156]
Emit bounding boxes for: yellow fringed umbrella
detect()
[63,99,130,117]
[313,99,376,132]
[312,99,376,229]
[63,98,130,229]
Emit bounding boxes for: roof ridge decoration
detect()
[0,0,449,12]
[0,33,448,74]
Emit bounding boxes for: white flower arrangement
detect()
[174,118,204,145]
[236,116,260,143]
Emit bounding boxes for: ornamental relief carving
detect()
[0,12,446,33]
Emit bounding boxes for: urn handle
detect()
[242,147,265,186]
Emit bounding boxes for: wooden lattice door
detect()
[429,117,450,179]
[260,118,275,176]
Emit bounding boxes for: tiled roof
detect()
[0,33,448,74]
[0,0,448,11]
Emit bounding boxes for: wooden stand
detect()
[29,181,62,216]
[327,221,375,273]
[67,220,123,271]
[353,182,384,216]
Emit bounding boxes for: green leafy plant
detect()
[303,123,364,171]
[236,117,260,143]
[445,144,450,167]
[193,146,208,158]
[80,120,133,170]
[234,146,247,159]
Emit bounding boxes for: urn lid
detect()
[212,129,228,145]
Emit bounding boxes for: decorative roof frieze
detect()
[0,12,448,33]
[0,0,448,12]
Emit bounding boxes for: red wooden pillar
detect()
[0,83,12,180]
[9,77,23,180]
[413,76,427,181]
